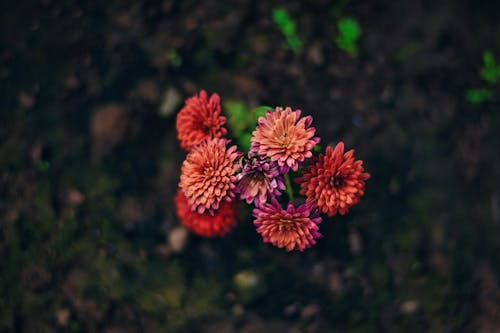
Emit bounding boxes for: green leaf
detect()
[224,100,249,136]
[287,36,303,52]
[252,106,273,121]
[246,106,273,133]
[238,132,252,152]
[313,144,323,153]
[272,8,303,53]
[483,51,495,68]
[465,88,493,103]
[165,49,182,67]
[336,18,362,56]
[35,160,50,171]
[272,9,288,25]
[480,51,500,84]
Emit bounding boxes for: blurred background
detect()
[1,0,500,332]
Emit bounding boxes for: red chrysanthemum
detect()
[179,138,240,215]
[250,107,320,173]
[175,190,237,237]
[176,90,228,151]
[253,199,322,252]
[296,142,370,216]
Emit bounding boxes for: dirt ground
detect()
[1,0,500,332]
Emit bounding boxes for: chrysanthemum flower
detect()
[175,190,238,237]
[250,107,320,173]
[235,157,285,206]
[296,142,370,216]
[253,199,322,252]
[179,138,239,215]
[176,90,228,151]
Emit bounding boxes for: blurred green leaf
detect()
[224,100,249,136]
[238,132,252,152]
[225,103,273,152]
[287,36,302,52]
[480,51,500,84]
[466,88,493,103]
[165,49,182,67]
[483,51,495,67]
[272,8,303,53]
[252,105,272,120]
[35,159,50,171]
[336,18,362,56]
[273,9,288,25]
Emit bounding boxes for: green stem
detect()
[284,173,294,201]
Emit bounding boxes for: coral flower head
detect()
[253,199,322,252]
[250,107,320,173]
[296,142,370,216]
[176,90,228,151]
[175,190,238,237]
[179,138,240,215]
[235,157,285,206]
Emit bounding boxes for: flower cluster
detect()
[174,90,370,251]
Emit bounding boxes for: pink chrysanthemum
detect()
[179,138,240,215]
[176,90,228,151]
[296,142,370,216]
[253,199,322,252]
[250,107,320,173]
[235,157,285,206]
[175,190,238,237]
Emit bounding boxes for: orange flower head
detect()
[176,90,228,151]
[296,142,370,216]
[179,138,240,215]
[175,190,238,237]
[250,107,320,173]
[253,199,322,252]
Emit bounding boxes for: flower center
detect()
[204,166,216,177]
[250,170,266,181]
[203,123,213,134]
[278,219,295,231]
[197,119,214,134]
[331,175,345,188]
[275,128,292,147]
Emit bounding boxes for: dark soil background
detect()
[1,0,500,332]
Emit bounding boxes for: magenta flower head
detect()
[253,199,322,252]
[250,107,320,173]
[235,157,285,206]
